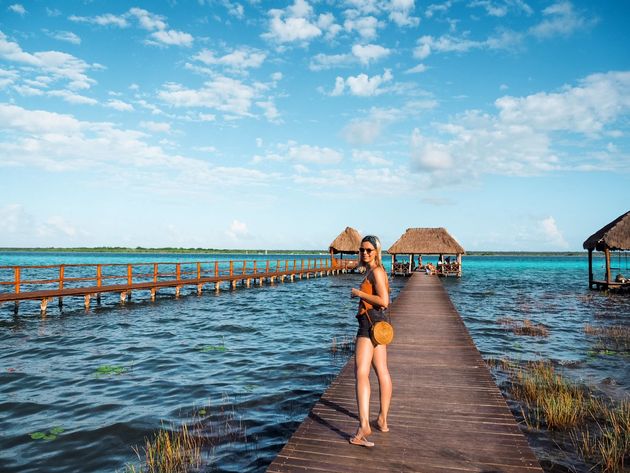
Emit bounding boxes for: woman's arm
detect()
[351,267,389,309]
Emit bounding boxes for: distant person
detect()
[349,235,392,447]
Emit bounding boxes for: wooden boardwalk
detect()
[0,258,354,314]
[267,272,542,473]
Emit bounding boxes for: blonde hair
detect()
[359,235,383,269]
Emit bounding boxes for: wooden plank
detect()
[266,273,543,472]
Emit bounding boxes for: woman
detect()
[349,235,392,447]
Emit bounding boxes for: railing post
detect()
[153,263,158,283]
[59,265,65,291]
[127,264,133,285]
[214,261,219,278]
[266,260,270,273]
[14,267,20,294]
[197,262,201,280]
[96,264,102,303]
[59,265,65,308]
[253,260,257,274]
[242,261,247,275]
[229,261,233,277]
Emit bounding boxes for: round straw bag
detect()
[366,309,394,346]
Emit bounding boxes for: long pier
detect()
[0,257,354,314]
[267,273,543,472]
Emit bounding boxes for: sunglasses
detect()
[359,248,375,254]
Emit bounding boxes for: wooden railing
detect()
[0,257,354,313]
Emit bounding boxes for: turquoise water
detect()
[0,253,628,472]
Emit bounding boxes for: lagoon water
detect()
[0,253,628,472]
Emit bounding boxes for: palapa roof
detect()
[387,227,465,255]
[583,210,630,251]
[329,227,362,254]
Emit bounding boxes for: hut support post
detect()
[588,249,593,289]
[408,254,412,274]
[391,255,394,275]
[457,254,462,277]
[605,248,611,285]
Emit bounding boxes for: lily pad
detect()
[30,426,63,441]
[198,409,207,416]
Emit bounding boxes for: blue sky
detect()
[0,0,628,250]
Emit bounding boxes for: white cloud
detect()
[49,89,98,105]
[288,144,342,164]
[8,4,26,15]
[386,0,420,27]
[141,121,172,134]
[405,63,427,74]
[411,129,454,171]
[226,219,251,240]
[255,142,343,165]
[37,216,78,238]
[309,53,353,71]
[408,71,630,180]
[158,77,261,118]
[263,0,322,44]
[341,102,435,145]
[352,149,392,166]
[529,1,594,39]
[343,15,382,40]
[351,43,391,65]
[128,7,167,31]
[0,104,277,196]
[0,32,97,89]
[105,99,134,111]
[496,71,630,134]
[70,8,194,47]
[0,204,32,235]
[538,216,568,248]
[342,119,383,145]
[317,12,342,40]
[332,70,393,97]
[425,1,453,18]
[256,99,281,122]
[69,13,129,28]
[468,0,534,17]
[49,30,81,44]
[194,47,266,73]
[148,30,194,47]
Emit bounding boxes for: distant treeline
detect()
[0,247,590,257]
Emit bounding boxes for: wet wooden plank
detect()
[266,273,542,472]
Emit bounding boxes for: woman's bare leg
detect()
[354,337,374,438]
[372,344,392,431]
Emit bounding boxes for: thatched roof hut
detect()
[329,227,362,254]
[329,227,361,271]
[583,210,630,252]
[388,228,465,255]
[583,210,630,289]
[388,228,465,277]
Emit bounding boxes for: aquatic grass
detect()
[497,318,549,337]
[584,324,630,353]
[125,421,206,473]
[511,361,588,430]
[499,360,629,473]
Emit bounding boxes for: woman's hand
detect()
[351,288,360,298]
